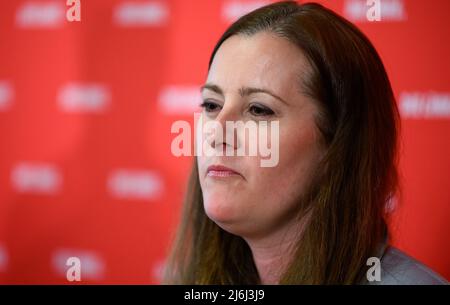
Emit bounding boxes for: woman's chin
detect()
[204,199,242,229]
[204,201,264,238]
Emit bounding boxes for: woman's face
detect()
[198,32,325,239]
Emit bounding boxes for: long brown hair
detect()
[163,1,400,284]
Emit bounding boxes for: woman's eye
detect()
[200,101,221,112]
[249,104,275,116]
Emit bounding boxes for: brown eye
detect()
[200,101,221,112]
[249,104,275,116]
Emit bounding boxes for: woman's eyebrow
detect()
[200,83,223,96]
[200,83,289,105]
[240,87,289,105]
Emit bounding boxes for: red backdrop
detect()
[0,0,449,284]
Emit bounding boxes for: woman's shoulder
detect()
[367,246,448,285]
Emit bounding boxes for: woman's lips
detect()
[206,165,242,178]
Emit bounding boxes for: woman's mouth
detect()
[206,165,242,178]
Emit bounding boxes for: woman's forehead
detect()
[207,32,310,95]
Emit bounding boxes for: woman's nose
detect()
[208,105,239,153]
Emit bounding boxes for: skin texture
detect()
[198,32,326,284]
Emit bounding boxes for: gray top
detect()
[364,245,448,285]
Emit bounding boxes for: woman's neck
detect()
[244,211,311,284]
[250,237,295,284]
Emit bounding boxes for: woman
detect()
[164,1,447,284]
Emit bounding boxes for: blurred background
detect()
[0,0,448,284]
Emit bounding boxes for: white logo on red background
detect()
[16,1,66,28]
[0,81,13,111]
[52,249,105,281]
[113,1,169,26]
[400,92,450,119]
[0,244,8,272]
[107,169,163,200]
[344,0,406,22]
[58,83,110,113]
[11,162,62,194]
[221,0,270,22]
[151,259,166,283]
[158,85,202,115]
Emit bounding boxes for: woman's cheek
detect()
[203,193,237,223]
